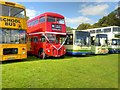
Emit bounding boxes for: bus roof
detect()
[80,26,120,32]
[0,0,25,9]
[28,12,64,23]
[67,30,89,34]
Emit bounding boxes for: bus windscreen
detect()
[0,4,25,18]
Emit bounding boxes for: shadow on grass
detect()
[2,53,115,64]
[1,55,73,64]
[2,55,39,65]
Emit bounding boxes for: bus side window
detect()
[31,38,33,42]
[0,29,2,43]
[65,35,73,45]
[41,36,46,42]
[28,37,32,42]
[33,37,38,42]
[69,35,73,45]
[40,17,45,23]
[91,36,95,45]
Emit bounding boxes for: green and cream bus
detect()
[64,30,92,55]
[91,34,108,54]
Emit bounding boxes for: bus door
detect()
[32,37,39,54]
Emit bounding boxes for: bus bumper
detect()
[66,52,92,55]
[0,54,27,61]
[108,49,120,53]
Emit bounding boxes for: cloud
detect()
[79,4,109,16]
[65,16,93,28]
[115,5,119,9]
[26,8,38,19]
[94,0,118,2]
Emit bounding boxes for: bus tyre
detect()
[38,49,46,59]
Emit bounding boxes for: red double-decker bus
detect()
[27,12,67,59]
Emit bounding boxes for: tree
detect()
[66,26,74,31]
[77,23,92,30]
[26,16,30,20]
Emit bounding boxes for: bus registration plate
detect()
[101,50,106,53]
[6,57,16,60]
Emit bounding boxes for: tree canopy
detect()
[66,26,74,31]
[76,8,120,30]
[77,23,92,30]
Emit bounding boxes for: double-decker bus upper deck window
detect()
[119,28,120,32]
[47,16,64,24]
[90,30,95,33]
[28,19,39,27]
[0,29,2,43]
[35,19,39,25]
[57,18,64,24]
[0,4,2,15]
[103,28,111,33]
[47,16,55,22]
[113,27,120,32]
[0,4,25,18]
[96,29,103,33]
[40,17,45,23]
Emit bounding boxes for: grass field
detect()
[2,54,118,88]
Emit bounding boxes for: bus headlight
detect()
[48,50,50,52]
[52,24,55,28]
[22,52,25,54]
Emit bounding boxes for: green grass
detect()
[2,54,118,88]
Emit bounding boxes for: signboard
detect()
[0,16,27,30]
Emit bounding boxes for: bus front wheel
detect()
[38,49,46,59]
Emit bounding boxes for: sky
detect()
[9,0,119,29]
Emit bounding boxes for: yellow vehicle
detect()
[0,1,27,61]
